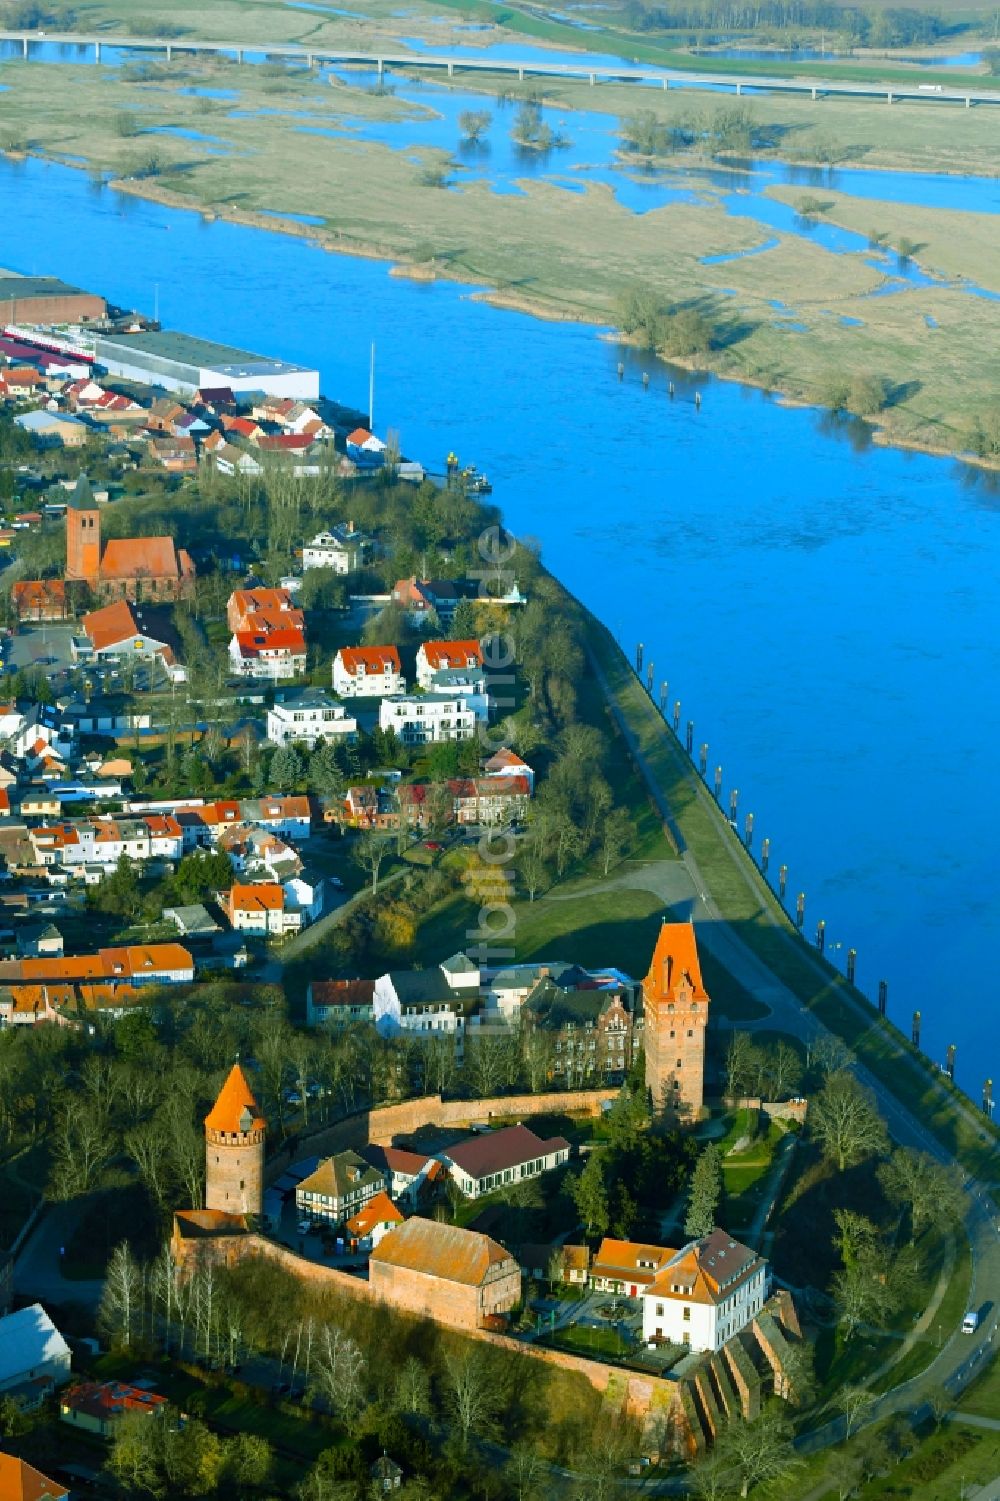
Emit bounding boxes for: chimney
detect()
[663,953,673,992]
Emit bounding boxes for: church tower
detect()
[204,1064,265,1219]
[65,475,101,584]
[643,920,710,1122]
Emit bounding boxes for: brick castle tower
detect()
[643,919,710,1121]
[65,475,101,584]
[204,1063,265,1219]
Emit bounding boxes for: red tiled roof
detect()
[421,640,483,670]
[204,1063,266,1134]
[338,645,401,675]
[100,536,181,581]
[0,1452,67,1501]
[345,1190,404,1238]
[235,628,306,657]
[227,882,284,912]
[370,1216,515,1286]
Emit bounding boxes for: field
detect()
[1,17,1000,458]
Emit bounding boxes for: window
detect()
[683,1307,691,1321]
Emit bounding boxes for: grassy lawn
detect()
[538,1321,628,1360]
[958,1346,1000,1421]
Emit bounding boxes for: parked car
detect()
[962,1309,980,1334]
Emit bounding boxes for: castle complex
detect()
[643,920,710,1120]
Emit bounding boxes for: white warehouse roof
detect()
[0,1303,71,1386]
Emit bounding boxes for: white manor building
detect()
[332,646,405,699]
[266,689,357,747]
[379,695,476,746]
[302,524,369,574]
[640,1230,769,1354]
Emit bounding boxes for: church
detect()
[65,477,195,603]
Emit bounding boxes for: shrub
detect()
[847,372,889,417]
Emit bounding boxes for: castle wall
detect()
[205,1128,264,1218]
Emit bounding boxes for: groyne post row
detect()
[629,637,994,1118]
[1,32,997,110]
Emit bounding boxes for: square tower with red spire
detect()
[643,920,710,1121]
[204,1063,266,1219]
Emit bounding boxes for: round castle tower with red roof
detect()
[204,1064,266,1219]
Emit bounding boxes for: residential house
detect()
[345,426,387,467]
[483,746,535,792]
[447,775,531,826]
[283,869,324,923]
[306,978,376,1028]
[227,588,302,634]
[392,577,461,627]
[11,579,68,622]
[222,882,302,937]
[302,523,369,574]
[519,1243,590,1286]
[214,442,262,477]
[590,1239,674,1298]
[368,1218,521,1333]
[332,646,405,699]
[10,705,75,766]
[415,640,484,689]
[0,1304,72,1404]
[266,689,357,747]
[0,1454,68,1500]
[15,923,63,958]
[295,1150,386,1227]
[241,794,312,840]
[440,1124,571,1201]
[522,974,637,1085]
[640,1230,769,1353]
[59,1380,167,1437]
[29,816,184,873]
[229,626,307,680]
[358,1144,445,1206]
[341,784,398,830]
[344,1190,404,1249]
[426,669,490,721]
[379,695,476,746]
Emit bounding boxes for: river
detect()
[1,58,998,1094]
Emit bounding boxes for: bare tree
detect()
[48,1099,112,1198]
[310,1325,366,1419]
[443,1348,498,1450]
[600,806,636,875]
[394,1355,432,1416]
[810,1074,888,1173]
[878,1148,965,1243]
[126,1120,171,1209]
[353,831,392,894]
[839,1384,876,1439]
[99,1241,143,1351]
[717,1408,802,1498]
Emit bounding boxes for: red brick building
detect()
[204,1063,265,1219]
[643,921,710,1122]
[65,481,194,602]
[368,1217,521,1332]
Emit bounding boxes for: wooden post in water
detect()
[744,811,754,849]
[617,362,624,380]
[795,891,805,929]
[685,720,694,755]
[878,979,887,1015]
[694,391,701,409]
[673,701,681,732]
[642,372,650,389]
[668,381,675,398]
[699,743,708,777]
[714,766,722,802]
[646,662,654,694]
[912,1010,921,1048]
[779,864,788,901]
[847,949,856,985]
[946,1043,956,1081]
[636,642,643,675]
[660,681,667,712]
[816,919,825,952]
[729,788,739,822]
[761,837,770,874]
[984,1079,994,1118]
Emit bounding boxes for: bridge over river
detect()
[3,29,1000,107]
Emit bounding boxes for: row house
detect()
[379,695,476,746]
[173,794,312,851]
[448,775,531,826]
[332,645,405,699]
[415,639,484,690]
[341,784,398,830]
[16,943,194,989]
[29,815,183,871]
[252,397,327,436]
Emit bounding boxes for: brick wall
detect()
[205,1129,264,1218]
[267,1088,617,1182]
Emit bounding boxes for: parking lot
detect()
[6,623,78,676]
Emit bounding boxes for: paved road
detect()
[13,1198,106,1310]
[2,30,999,105]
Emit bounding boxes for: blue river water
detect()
[0,63,998,1091]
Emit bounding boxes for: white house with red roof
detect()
[229,627,307,680]
[484,747,535,793]
[332,645,405,698]
[640,1230,769,1353]
[344,1189,404,1249]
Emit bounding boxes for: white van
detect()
[962,1309,980,1334]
